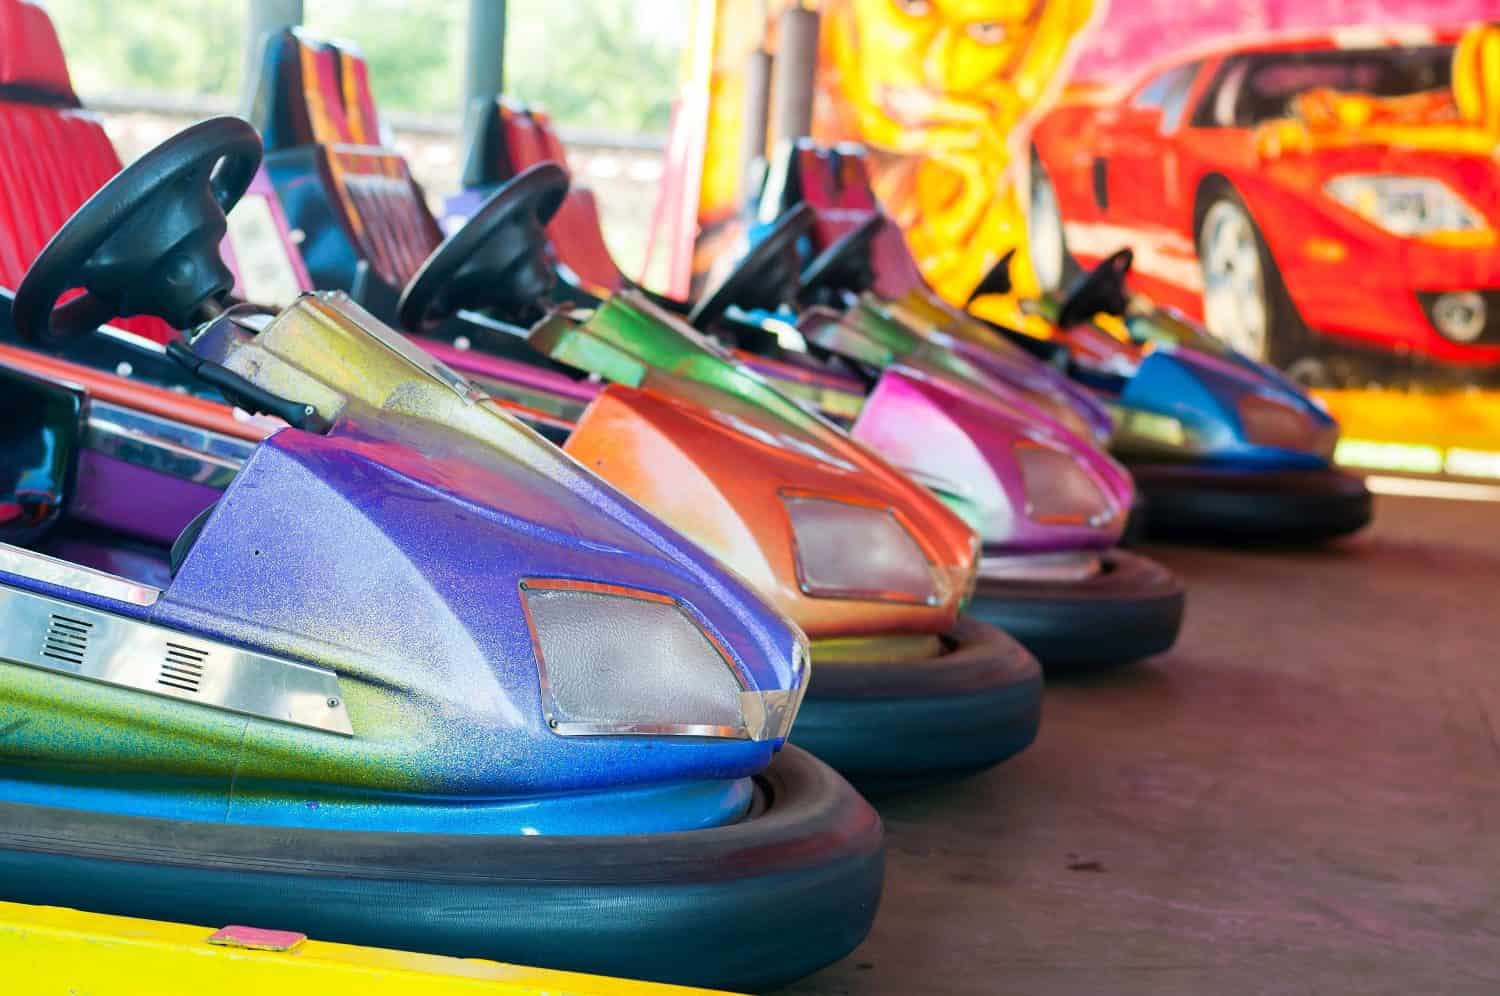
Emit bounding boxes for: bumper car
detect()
[238,27,1043,784]
[0,96,882,994]
[444,100,1183,670]
[1010,252,1373,542]
[6,901,736,996]
[760,140,1370,544]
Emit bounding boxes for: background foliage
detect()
[44,0,686,133]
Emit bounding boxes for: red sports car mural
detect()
[1029,25,1500,378]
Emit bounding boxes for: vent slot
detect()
[42,614,93,666]
[159,641,209,693]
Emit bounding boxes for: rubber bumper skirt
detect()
[967,550,1185,668]
[0,746,882,993]
[792,617,1043,791]
[1130,463,1372,542]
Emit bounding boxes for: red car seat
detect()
[460,99,626,297]
[0,0,175,344]
[757,140,929,301]
[250,29,446,315]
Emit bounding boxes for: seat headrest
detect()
[251,28,382,150]
[0,0,79,106]
[794,142,877,212]
[461,98,569,189]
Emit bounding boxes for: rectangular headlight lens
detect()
[781,494,941,605]
[1238,394,1336,458]
[1324,175,1486,237]
[1015,440,1115,527]
[522,579,797,740]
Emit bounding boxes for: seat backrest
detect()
[0,0,174,342]
[250,29,442,304]
[760,140,930,301]
[460,98,626,296]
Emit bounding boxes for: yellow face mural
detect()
[817,0,1096,301]
[689,0,1097,301]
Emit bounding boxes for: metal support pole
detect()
[770,5,819,145]
[463,0,507,143]
[740,47,774,194]
[240,0,303,114]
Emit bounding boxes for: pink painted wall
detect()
[1071,0,1500,82]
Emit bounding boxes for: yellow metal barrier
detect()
[2,901,735,996]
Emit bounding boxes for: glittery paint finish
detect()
[820,296,1115,447]
[1119,346,1336,470]
[0,297,806,835]
[154,420,785,799]
[728,303,1132,551]
[879,288,1117,443]
[850,365,1131,551]
[562,379,968,638]
[525,292,980,634]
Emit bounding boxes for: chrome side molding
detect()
[0,582,354,736]
[84,400,254,489]
[0,543,160,607]
[980,550,1103,583]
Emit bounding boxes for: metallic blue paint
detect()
[1117,345,1336,470]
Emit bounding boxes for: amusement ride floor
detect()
[788,492,1500,996]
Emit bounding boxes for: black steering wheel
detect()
[397,162,569,333]
[688,204,814,330]
[798,211,884,306]
[1057,247,1132,329]
[13,116,261,349]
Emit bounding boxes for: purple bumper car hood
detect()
[97,295,807,801]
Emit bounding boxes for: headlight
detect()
[1014,440,1116,528]
[1108,405,1208,459]
[1422,291,1490,343]
[780,493,942,605]
[1237,394,1337,459]
[1324,175,1486,238]
[521,579,803,740]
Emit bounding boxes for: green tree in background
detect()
[48,0,242,97]
[42,0,685,134]
[505,0,684,133]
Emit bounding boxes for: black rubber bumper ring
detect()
[0,745,883,992]
[1130,463,1372,543]
[966,550,1185,668]
[793,617,1043,791]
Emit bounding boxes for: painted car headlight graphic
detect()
[1423,291,1488,343]
[1324,175,1487,238]
[781,494,942,605]
[1014,440,1116,529]
[1237,394,1337,459]
[522,579,804,740]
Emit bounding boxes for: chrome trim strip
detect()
[84,401,254,489]
[980,550,1103,583]
[0,544,160,607]
[0,582,353,736]
[96,323,171,355]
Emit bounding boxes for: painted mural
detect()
[684,0,1500,476]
